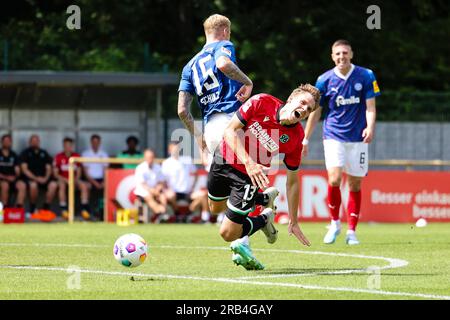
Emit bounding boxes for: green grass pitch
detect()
[0,222,449,300]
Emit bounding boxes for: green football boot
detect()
[230,240,265,270]
[232,253,252,270]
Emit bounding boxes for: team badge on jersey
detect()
[280,134,290,143]
[373,80,380,93]
[354,83,363,91]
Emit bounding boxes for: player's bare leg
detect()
[191,190,210,222]
[144,193,165,215]
[45,181,58,209]
[220,214,267,271]
[15,180,26,207]
[57,180,69,219]
[346,175,362,245]
[28,181,39,213]
[164,188,178,212]
[77,180,91,220]
[324,166,343,244]
[0,181,9,205]
[208,196,227,225]
[219,217,244,241]
[208,198,227,214]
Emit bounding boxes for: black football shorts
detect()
[207,155,259,220]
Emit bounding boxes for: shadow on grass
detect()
[259,268,440,277]
[258,267,363,275]
[3,264,54,267]
[129,276,168,282]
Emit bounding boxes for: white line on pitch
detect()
[1,265,449,300]
[0,242,107,248]
[153,245,409,279]
[0,242,408,279]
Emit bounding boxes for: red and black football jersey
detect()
[220,93,305,174]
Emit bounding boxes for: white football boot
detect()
[263,187,279,210]
[260,208,278,244]
[345,230,360,245]
[323,220,341,244]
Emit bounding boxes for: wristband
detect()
[302,138,309,146]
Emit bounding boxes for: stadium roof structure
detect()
[0,71,178,109]
[0,71,178,87]
[0,71,180,154]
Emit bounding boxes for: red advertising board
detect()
[3,207,25,224]
[105,169,137,222]
[105,169,450,223]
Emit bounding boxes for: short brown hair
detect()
[287,84,321,112]
[63,137,74,144]
[203,14,231,34]
[90,134,101,141]
[332,39,352,49]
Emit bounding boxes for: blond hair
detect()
[203,14,231,35]
[287,84,321,112]
[332,39,352,49]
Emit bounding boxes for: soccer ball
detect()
[113,233,148,268]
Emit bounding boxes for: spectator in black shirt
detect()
[0,134,26,207]
[20,134,57,213]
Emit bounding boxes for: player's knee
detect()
[1,182,9,191]
[348,180,362,192]
[16,181,26,191]
[327,168,342,186]
[219,228,235,242]
[80,183,88,192]
[328,176,341,187]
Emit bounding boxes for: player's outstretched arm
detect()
[301,106,322,158]
[223,114,269,189]
[177,91,209,162]
[216,56,253,103]
[286,169,311,246]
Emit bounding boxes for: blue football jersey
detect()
[316,64,381,142]
[178,40,242,123]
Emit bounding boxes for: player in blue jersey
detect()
[177,14,280,269]
[302,39,381,245]
[177,14,254,167]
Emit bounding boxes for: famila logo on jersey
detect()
[335,95,360,107]
[248,122,279,153]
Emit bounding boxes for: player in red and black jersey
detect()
[207,84,321,270]
[53,137,91,220]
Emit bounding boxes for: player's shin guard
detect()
[328,185,341,221]
[241,215,267,237]
[347,190,361,231]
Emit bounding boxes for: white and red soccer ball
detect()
[113,233,148,268]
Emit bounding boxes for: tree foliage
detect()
[1,0,449,116]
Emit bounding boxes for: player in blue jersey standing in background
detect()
[178,14,253,165]
[302,39,381,245]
